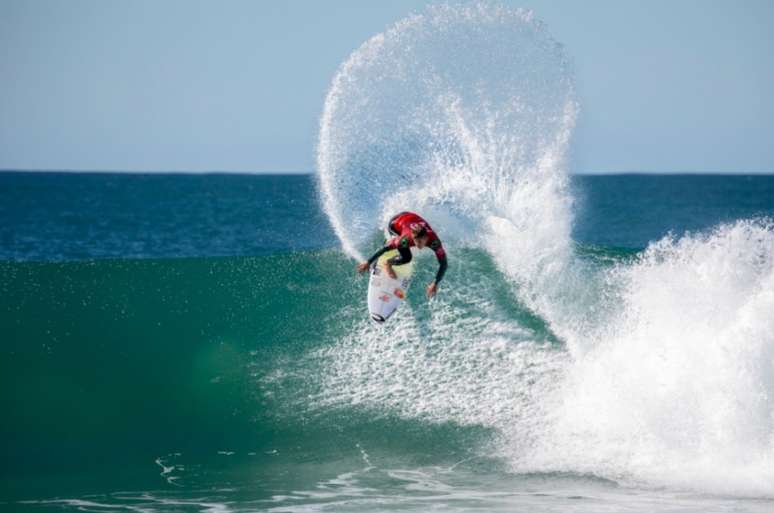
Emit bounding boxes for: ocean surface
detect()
[1,171,773,513]
[3,4,774,512]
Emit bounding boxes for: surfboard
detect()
[367,248,414,323]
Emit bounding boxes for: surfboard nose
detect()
[370,313,385,323]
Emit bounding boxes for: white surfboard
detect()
[367,248,414,323]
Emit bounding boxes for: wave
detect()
[2,237,772,496]
[3,2,772,500]
[314,2,774,497]
[526,219,774,495]
[0,250,542,478]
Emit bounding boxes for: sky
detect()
[1,0,772,174]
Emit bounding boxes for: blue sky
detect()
[1,0,772,173]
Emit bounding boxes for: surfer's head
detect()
[411,224,429,248]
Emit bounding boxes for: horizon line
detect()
[1,168,774,176]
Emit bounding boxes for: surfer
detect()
[357,211,447,298]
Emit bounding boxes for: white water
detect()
[524,220,774,495]
[315,2,774,499]
[317,2,576,261]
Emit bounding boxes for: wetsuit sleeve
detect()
[431,239,447,283]
[434,255,448,283]
[366,245,390,265]
[388,236,413,266]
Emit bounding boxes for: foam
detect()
[317,2,575,261]
[314,1,774,497]
[522,220,774,496]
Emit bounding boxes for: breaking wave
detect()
[314,2,774,496]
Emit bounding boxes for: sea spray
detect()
[314,1,774,497]
[317,2,576,262]
[314,0,578,475]
[310,251,568,448]
[522,219,774,494]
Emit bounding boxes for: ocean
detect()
[1,171,773,512]
[3,3,774,512]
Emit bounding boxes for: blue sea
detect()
[3,3,774,512]
[1,171,773,513]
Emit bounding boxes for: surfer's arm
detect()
[366,246,390,265]
[386,236,412,266]
[387,245,412,266]
[434,254,447,283]
[431,241,447,283]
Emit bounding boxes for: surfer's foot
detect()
[385,264,397,279]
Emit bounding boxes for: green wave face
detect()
[2,249,556,498]
[0,253,343,449]
[5,242,774,511]
[4,238,774,508]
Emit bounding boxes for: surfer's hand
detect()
[426,281,438,299]
[356,262,369,274]
[385,262,397,279]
